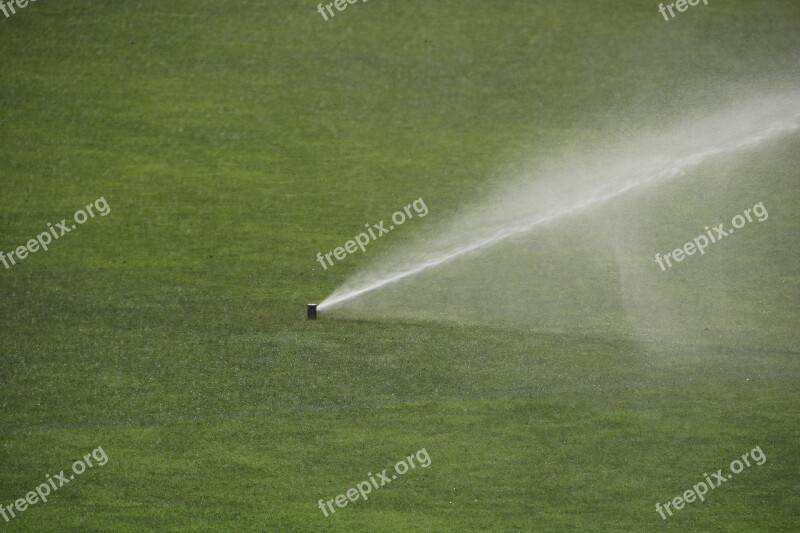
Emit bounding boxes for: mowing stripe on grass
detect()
[1,376,795,438]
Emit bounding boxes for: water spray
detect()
[316,93,800,313]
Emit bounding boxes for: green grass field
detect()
[1,1,799,530]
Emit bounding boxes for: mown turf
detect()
[1,0,799,531]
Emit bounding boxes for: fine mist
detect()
[319,88,800,348]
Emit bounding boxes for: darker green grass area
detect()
[2,383,798,531]
[1,0,799,530]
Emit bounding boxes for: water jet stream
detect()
[320,96,800,311]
